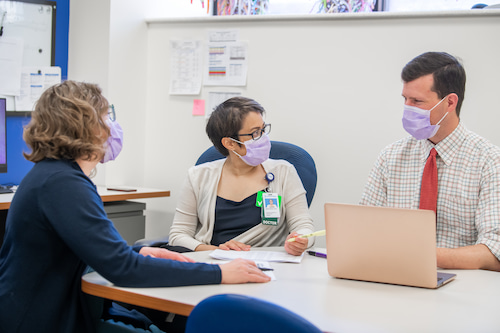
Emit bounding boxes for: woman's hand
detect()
[195,244,218,252]
[284,232,308,256]
[139,247,195,262]
[219,240,251,251]
[220,258,271,284]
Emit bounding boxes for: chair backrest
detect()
[185,294,323,333]
[195,141,317,206]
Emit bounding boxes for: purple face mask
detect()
[402,96,448,140]
[231,133,271,166]
[100,119,123,163]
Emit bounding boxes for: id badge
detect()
[262,193,280,218]
[256,192,280,226]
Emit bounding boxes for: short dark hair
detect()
[401,52,466,116]
[206,97,266,156]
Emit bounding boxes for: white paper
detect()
[208,29,239,43]
[210,249,304,263]
[206,91,241,119]
[0,37,24,96]
[209,259,276,280]
[169,40,203,95]
[15,66,61,111]
[204,41,248,87]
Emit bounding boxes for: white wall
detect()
[105,1,148,186]
[144,0,209,18]
[68,0,161,231]
[68,6,500,247]
[68,0,111,185]
[69,0,148,186]
[143,11,500,247]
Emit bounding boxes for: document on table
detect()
[210,249,304,263]
[210,260,276,280]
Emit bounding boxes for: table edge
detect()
[81,278,193,316]
[100,190,171,202]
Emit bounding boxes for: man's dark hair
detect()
[402,52,466,116]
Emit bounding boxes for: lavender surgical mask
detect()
[231,133,271,166]
[100,119,123,163]
[402,96,448,140]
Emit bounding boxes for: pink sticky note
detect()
[192,99,205,116]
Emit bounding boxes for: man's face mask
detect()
[402,95,449,140]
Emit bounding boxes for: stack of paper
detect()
[209,249,304,263]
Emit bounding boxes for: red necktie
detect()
[419,148,438,213]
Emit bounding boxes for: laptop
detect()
[324,203,456,289]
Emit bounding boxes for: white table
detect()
[82,247,500,333]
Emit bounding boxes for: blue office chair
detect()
[196,140,317,206]
[134,141,317,247]
[185,294,323,333]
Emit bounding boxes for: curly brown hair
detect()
[23,81,110,162]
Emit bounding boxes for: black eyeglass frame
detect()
[236,123,271,141]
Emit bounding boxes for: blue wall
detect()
[0,0,69,185]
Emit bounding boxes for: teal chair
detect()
[185,294,323,333]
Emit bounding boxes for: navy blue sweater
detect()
[0,159,221,332]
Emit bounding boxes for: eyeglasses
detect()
[237,123,271,141]
[108,104,116,122]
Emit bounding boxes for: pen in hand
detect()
[287,230,326,242]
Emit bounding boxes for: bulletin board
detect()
[0,0,56,111]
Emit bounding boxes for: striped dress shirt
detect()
[360,122,500,260]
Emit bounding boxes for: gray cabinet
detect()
[104,201,146,245]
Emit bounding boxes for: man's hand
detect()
[437,244,500,271]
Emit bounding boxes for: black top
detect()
[211,192,262,246]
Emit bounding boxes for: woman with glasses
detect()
[0,82,269,333]
[169,97,314,256]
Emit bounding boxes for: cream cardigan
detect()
[169,159,315,251]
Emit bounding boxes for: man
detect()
[360,52,500,271]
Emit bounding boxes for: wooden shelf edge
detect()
[100,191,170,202]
